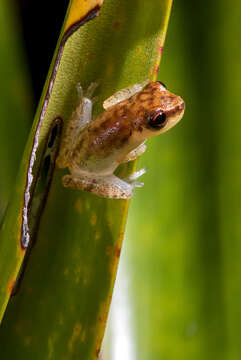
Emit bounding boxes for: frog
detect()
[56,80,185,199]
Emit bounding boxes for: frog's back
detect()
[68,81,184,174]
[69,103,135,172]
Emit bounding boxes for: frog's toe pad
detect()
[76,83,83,99]
[134,181,144,188]
[86,82,98,99]
[124,168,147,183]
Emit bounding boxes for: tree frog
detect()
[56,81,185,199]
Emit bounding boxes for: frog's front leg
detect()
[62,174,140,199]
[56,83,97,169]
[118,142,147,163]
[123,168,146,187]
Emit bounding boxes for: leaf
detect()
[0,0,104,324]
[0,0,173,358]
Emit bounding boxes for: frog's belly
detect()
[69,126,133,176]
[70,153,119,176]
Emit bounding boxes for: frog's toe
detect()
[91,96,98,105]
[124,167,147,183]
[86,82,98,98]
[76,83,83,99]
[134,181,144,188]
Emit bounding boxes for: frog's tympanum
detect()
[56,81,185,199]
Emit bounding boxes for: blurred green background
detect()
[105,1,241,359]
[0,0,241,359]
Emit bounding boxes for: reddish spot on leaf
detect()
[106,247,112,256]
[115,246,121,258]
[154,65,159,75]
[159,46,164,54]
[113,20,121,31]
[98,310,108,325]
[95,348,101,358]
[118,231,124,238]
[8,279,15,294]
[106,244,121,258]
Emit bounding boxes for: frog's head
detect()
[133,81,185,139]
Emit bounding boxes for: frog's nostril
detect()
[178,100,185,112]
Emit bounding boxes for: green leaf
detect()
[0,0,173,358]
[0,0,105,326]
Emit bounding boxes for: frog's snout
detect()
[174,98,185,121]
[179,98,185,110]
[163,96,185,132]
[177,98,185,116]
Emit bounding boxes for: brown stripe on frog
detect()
[81,115,133,160]
[136,91,154,103]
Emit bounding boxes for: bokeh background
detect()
[0,1,240,359]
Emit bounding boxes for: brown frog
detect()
[56,81,185,199]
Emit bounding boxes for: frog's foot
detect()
[62,174,136,199]
[123,168,146,188]
[86,82,98,99]
[57,82,99,169]
[56,97,92,168]
[76,82,83,100]
[76,82,98,101]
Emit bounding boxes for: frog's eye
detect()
[149,111,167,129]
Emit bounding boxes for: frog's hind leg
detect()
[56,83,96,169]
[62,174,137,199]
[103,80,149,110]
